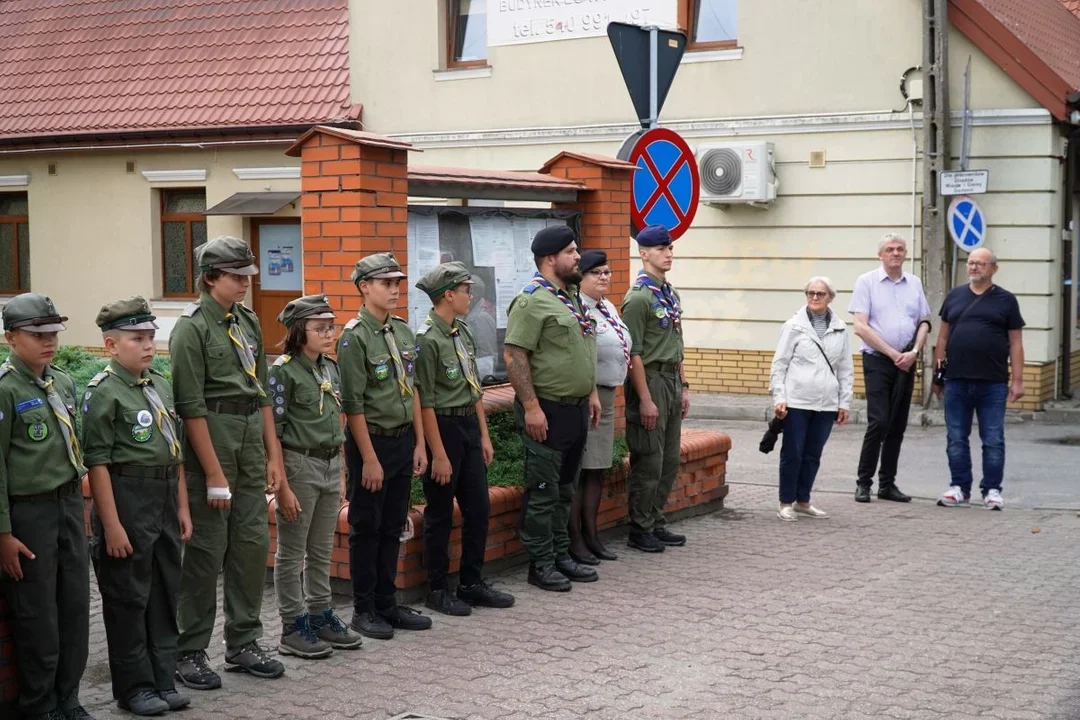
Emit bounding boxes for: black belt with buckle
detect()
[282,444,341,461]
[111,464,180,480]
[434,405,476,417]
[645,362,680,375]
[208,398,260,416]
[538,394,589,407]
[11,479,80,503]
[368,424,411,438]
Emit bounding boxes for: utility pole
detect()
[921,0,951,406]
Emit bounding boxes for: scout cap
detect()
[277,294,337,327]
[635,224,672,247]
[2,292,68,333]
[578,250,607,274]
[196,235,258,275]
[351,252,406,285]
[416,261,474,299]
[530,225,576,256]
[95,296,158,332]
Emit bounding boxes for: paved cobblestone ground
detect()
[77,478,1080,720]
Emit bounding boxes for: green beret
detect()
[277,294,336,327]
[415,261,474,299]
[196,236,258,275]
[351,253,406,285]
[1,292,68,332]
[96,296,158,332]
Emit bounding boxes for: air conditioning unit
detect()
[696,141,778,205]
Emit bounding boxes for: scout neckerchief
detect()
[531,272,594,336]
[1,358,83,472]
[594,298,631,368]
[381,324,413,398]
[450,325,483,395]
[635,270,682,330]
[102,366,182,461]
[223,310,265,396]
[310,357,342,415]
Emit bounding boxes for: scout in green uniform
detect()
[0,293,93,720]
[504,226,602,592]
[621,224,691,553]
[168,236,286,690]
[83,297,192,716]
[269,295,363,659]
[338,253,431,639]
[414,263,515,616]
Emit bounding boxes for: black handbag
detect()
[759,415,785,454]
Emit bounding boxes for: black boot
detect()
[627,530,665,553]
[877,483,911,502]
[528,563,572,592]
[555,555,599,582]
[855,484,872,503]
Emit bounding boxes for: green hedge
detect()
[0,345,626,502]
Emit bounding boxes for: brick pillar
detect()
[540,152,636,434]
[285,126,414,326]
[0,595,17,715]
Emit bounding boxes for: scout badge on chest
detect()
[132,409,154,442]
[28,421,49,441]
[375,363,390,381]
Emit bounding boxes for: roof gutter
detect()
[0,137,296,156]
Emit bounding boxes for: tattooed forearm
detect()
[504,345,537,405]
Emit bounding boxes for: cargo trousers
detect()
[626,366,682,533]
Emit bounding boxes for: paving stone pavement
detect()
[78,483,1080,720]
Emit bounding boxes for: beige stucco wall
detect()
[0,146,300,347]
[348,0,1065,365]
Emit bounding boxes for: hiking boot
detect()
[855,484,872,503]
[118,688,169,716]
[426,588,473,616]
[937,485,970,507]
[527,564,572,592]
[555,555,599,582]
[380,605,433,631]
[278,614,333,659]
[350,609,394,640]
[653,528,687,546]
[627,531,665,553]
[175,650,221,691]
[457,579,515,609]
[224,641,285,679]
[157,688,190,711]
[984,488,1004,511]
[311,607,363,649]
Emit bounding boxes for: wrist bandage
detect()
[206,486,232,502]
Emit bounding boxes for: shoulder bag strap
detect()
[945,286,992,356]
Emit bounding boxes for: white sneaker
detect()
[794,504,828,519]
[984,488,1004,511]
[777,505,798,522]
[937,486,970,507]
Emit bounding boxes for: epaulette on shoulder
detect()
[457,318,470,329]
[236,303,257,316]
[522,284,538,294]
[181,301,201,317]
[148,366,168,379]
[343,317,361,331]
[86,370,110,388]
[0,363,13,382]
[390,314,408,325]
[416,322,432,336]
[323,355,339,368]
[272,355,292,368]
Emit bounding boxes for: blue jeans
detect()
[943,379,1008,496]
[778,408,836,504]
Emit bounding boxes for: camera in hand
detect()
[933,359,947,387]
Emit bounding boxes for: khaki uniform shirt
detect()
[0,354,84,533]
[81,360,183,469]
[169,293,271,418]
[338,307,417,429]
[621,272,685,367]
[415,311,482,410]
[268,353,345,451]
[505,281,597,399]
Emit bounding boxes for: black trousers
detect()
[3,488,89,716]
[92,471,182,701]
[422,414,490,591]
[857,352,916,487]
[345,428,414,613]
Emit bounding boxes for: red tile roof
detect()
[1059,0,1080,20]
[0,0,357,143]
[408,165,587,193]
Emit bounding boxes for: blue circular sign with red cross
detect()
[628,128,700,240]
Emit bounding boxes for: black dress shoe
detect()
[380,605,433,631]
[855,485,872,503]
[569,549,601,566]
[555,555,599,582]
[627,531,665,553]
[457,579,515,608]
[350,609,394,640]
[877,484,911,502]
[653,528,686,546]
[528,564,572,592]
[585,537,618,561]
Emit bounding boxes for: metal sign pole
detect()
[648,25,658,129]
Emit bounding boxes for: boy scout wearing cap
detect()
[269,295,363,659]
[414,263,515,616]
[0,293,94,720]
[503,226,602,592]
[338,253,431,639]
[622,224,691,553]
[83,297,192,716]
[168,236,286,689]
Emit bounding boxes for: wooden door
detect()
[250,219,302,352]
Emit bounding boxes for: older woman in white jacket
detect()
[769,276,855,521]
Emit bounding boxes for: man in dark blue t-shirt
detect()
[932,247,1025,511]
